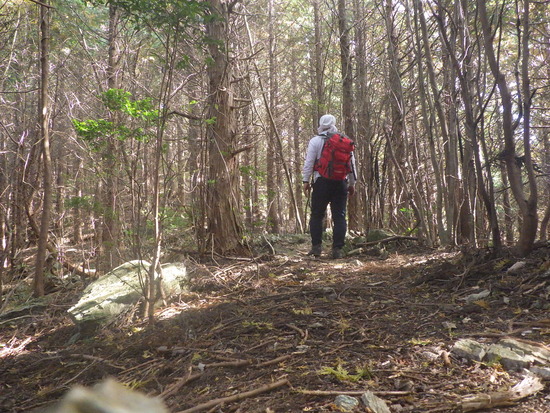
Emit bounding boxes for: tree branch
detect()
[168,111,202,121]
[26,0,55,8]
[175,379,289,413]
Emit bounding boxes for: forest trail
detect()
[1,240,549,412]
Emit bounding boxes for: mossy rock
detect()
[68,260,189,326]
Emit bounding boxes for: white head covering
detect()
[318,114,337,135]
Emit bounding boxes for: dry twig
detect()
[174,378,290,413]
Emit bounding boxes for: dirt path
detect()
[1,244,549,412]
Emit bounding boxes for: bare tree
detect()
[266,0,280,234]
[434,0,502,250]
[478,0,538,256]
[337,0,359,231]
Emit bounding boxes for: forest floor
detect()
[1,236,550,413]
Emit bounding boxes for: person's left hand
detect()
[348,185,355,196]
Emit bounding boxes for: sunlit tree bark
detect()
[205,0,244,254]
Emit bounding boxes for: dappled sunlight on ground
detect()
[1,239,549,412]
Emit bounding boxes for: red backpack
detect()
[314,132,355,180]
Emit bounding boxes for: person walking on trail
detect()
[302,114,357,259]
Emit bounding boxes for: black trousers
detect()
[309,177,348,249]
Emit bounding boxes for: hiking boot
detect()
[308,245,322,257]
[332,248,344,259]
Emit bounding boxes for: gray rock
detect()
[529,365,550,379]
[452,339,487,362]
[463,289,490,303]
[452,338,550,379]
[334,395,359,411]
[507,261,526,274]
[499,338,550,364]
[485,343,534,371]
[68,260,189,325]
[360,390,391,413]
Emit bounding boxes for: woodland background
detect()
[0,0,549,299]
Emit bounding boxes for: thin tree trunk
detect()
[72,158,83,243]
[479,0,537,256]
[145,29,179,323]
[34,1,52,297]
[291,73,305,230]
[353,0,373,234]
[243,13,304,234]
[519,0,538,247]
[540,130,550,240]
[0,125,6,305]
[100,4,121,273]
[414,0,450,245]
[337,0,358,231]
[384,0,430,244]
[266,0,279,233]
[500,162,515,244]
[312,0,325,125]
[435,0,502,250]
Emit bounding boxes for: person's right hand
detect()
[303,182,311,193]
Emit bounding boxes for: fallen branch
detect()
[348,235,419,257]
[204,354,292,369]
[256,354,292,367]
[461,375,543,412]
[206,359,251,368]
[161,372,203,398]
[286,323,306,339]
[461,328,533,338]
[356,235,418,247]
[297,389,412,397]
[0,314,36,326]
[514,319,550,329]
[175,378,290,413]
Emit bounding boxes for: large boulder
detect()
[68,260,189,326]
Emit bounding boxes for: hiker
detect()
[302,114,357,259]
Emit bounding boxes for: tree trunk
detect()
[34,1,52,297]
[99,4,121,273]
[436,0,501,250]
[291,73,305,230]
[243,12,304,234]
[539,41,550,241]
[519,0,538,248]
[414,0,453,245]
[478,0,537,256]
[384,0,430,245]
[499,162,515,244]
[266,0,280,233]
[353,0,374,234]
[205,0,243,254]
[312,0,325,126]
[337,0,358,231]
[540,130,550,240]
